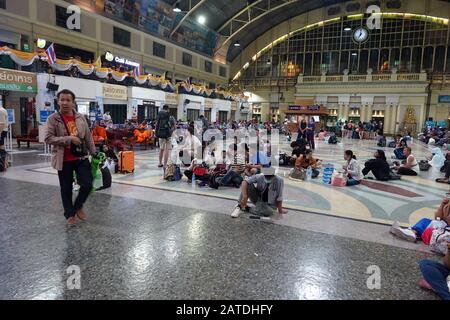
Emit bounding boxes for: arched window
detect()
[423,46,434,71]
[340,51,349,73]
[359,50,369,74]
[400,48,411,72]
[304,53,312,75]
[390,48,400,70]
[369,49,379,72]
[411,47,422,73]
[434,46,445,73]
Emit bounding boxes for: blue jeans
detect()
[346,178,360,186]
[419,259,450,300]
[220,170,243,187]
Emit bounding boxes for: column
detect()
[384,106,392,135]
[343,105,350,120]
[338,104,344,120]
[360,106,366,123]
[366,104,373,122]
[392,104,400,134]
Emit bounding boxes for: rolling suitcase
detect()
[118,151,134,173]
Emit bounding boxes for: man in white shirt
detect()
[0,105,8,150]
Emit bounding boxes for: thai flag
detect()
[133,66,141,78]
[46,43,56,65]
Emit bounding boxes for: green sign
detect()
[0,83,37,93]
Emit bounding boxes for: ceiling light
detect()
[198,16,206,25]
[344,26,352,31]
[234,41,241,47]
[105,51,114,62]
[173,3,181,13]
[37,38,46,49]
[267,59,271,65]
[352,52,358,56]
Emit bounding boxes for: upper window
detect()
[182,52,192,67]
[219,66,227,77]
[55,5,81,32]
[113,27,131,48]
[153,42,166,59]
[205,60,212,73]
[0,0,6,9]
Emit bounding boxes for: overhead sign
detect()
[6,109,15,124]
[114,56,140,68]
[438,95,450,103]
[165,93,178,105]
[102,84,128,100]
[288,105,321,111]
[0,68,37,93]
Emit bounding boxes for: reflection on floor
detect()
[31,138,445,225]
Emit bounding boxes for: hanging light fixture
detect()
[173,3,181,13]
[267,59,271,65]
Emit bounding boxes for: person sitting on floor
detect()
[362,150,390,181]
[392,147,419,176]
[390,197,450,243]
[216,143,246,188]
[393,134,409,159]
[418,243,450,300]
[294,149,320,179]
[231,167,288,218]
[184,159,210,183]
[343,150,363,186]
[92,121,107,145]
[289,140,307,166]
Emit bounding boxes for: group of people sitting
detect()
[340,120,383,140]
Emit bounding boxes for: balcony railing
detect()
[297,72,428,84]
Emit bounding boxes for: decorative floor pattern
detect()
[29,138,446,225]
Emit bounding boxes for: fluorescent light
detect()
[198,16,206,24]
[344,26,352,31]
[352,52,357,56]
[234,41,240,47]
[267,59,271,65]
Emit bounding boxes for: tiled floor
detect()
[0,137,446,300]
[28,137,444,225]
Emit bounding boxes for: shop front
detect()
[0,68,37,136]
[101,83,128,124]
[165,92,179,119]
[282,104,329,133]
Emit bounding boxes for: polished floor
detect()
[0,138,445,300]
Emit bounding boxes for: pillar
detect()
[360,106,366,123]
[338,104,344,120]
[366,104,373,122]
[343,105,350,121]
[384,106,392,135]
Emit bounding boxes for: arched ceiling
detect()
[162,0,349,62]
[162,0,450,63]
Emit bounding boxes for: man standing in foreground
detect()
[45,89,96,226]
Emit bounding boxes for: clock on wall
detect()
[353,27,369,43]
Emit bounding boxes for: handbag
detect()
[429,227,450,255]
[289,168,306,181]
[331,172,347,187]
[59,112,88,157]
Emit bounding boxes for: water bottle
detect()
[306,167,312,180]
[192,173,196,187]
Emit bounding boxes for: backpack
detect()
[0,149,8,172]
[430,227,450,255]
[377,137,386,147]
[419,160,431,171]
[328,135,338,144]
[388,141,396,148]
[156,111,171,139]
[164,164,181,181]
